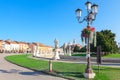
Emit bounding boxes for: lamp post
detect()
[75,1,98,79]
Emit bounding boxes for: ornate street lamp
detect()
[75,1,98,79]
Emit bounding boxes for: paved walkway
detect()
[0,54,67,80]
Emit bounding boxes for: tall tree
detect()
[73,45,81,52]
[96,30,118,53]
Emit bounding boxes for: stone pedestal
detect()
[36,49,40,57]
[33,46,37,57]
[53,49,60,60]
[68,53,71,56]
[83,73,95,79]
[68,50,71,56]
[49,60,52,72]
[33,51,36,57]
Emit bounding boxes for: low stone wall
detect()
[35,53,54,59]
[102,58,120,63]
[60,55,120,63]
[34,52,64,59]
[60,55,85,60]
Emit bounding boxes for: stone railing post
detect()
[49,59,52,72]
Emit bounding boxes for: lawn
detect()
[72,53,86,56]
[72,53,120,58]
[72,53,96,57]
[103,53,120,58]
[5,54,120,80]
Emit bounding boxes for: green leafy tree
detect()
[73,45,81,52]
[96,30,118,53]
[79,46,86,52]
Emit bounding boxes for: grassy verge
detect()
[5,54,120,80]
[72,53,120,58]
[72,53,96,57]
[103,53,120,58]
[72,53,86,56]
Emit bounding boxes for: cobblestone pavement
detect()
[0,54,67,80]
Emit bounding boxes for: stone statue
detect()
[54,38,59,49]
[68,42,72,56]
[63,43,67,54]
[73,38,76,45]
[33,46,37,57]
[53,38,60,60]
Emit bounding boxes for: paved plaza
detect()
[0,54,66,80]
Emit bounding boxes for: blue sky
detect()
[0,0,120,46]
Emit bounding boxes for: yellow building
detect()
[19,42,29,53]
[0,40,3,52]
[32,42,53,54]
[0,39,53,55]
[32,42,54,58]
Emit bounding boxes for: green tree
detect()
[79,46,86,52]
[73,45,81,52]
[96,30,118,53]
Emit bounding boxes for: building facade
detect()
[0,39,53,55]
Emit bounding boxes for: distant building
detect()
[0,40,3,53]
[32,42,53,54]
[0,39,53,54]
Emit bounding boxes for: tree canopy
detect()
[74,29,118,53]
[94,30,118,53]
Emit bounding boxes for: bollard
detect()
[49,59,52,72]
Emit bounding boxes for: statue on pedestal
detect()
[63,43,67,54]
[54,38,59,49]
[53,38,60,60]
[33,46,37,57]
[68,42,72,56]
[33,43,40,57]
[36,45,39,57]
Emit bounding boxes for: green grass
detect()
[5,54,49,70]
[72,53,86,57]
[72,53,120,58]
[72,53,96,57]
[103,53,120,58]
[5,54,120,80]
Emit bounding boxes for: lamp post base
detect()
[83,72,95,79]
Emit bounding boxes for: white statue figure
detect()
[53,38,60,60]
[53,49,60,60]
[63,43,67,54]
[68,42,72,56]
[36,45,40,57]
[73,38,76,45]
[33,46,37,57]
[54,38,59,49]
